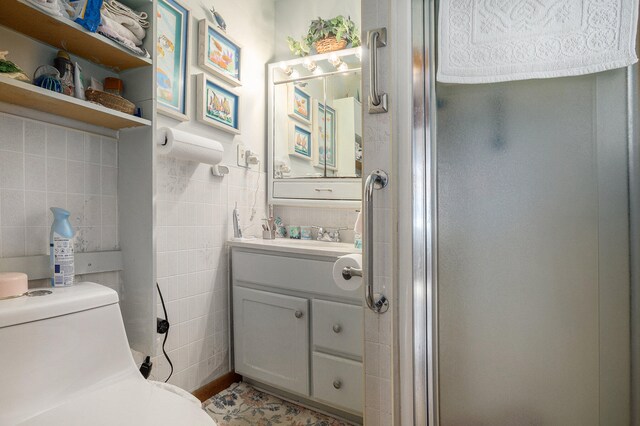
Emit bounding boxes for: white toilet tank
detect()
[0,282,214,426]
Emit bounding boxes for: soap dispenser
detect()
[50,207,75,287]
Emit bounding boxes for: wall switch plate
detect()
[237,144,248,168]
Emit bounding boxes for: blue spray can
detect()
[50,207,75,287]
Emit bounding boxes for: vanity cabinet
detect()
[234,287,309,395]
[230,242,363,417]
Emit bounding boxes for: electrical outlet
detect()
[237,144,248,168]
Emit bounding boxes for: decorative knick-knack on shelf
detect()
[0,51,30,83]
[33,65,63,93]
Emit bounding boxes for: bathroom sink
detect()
[228,238,359,257]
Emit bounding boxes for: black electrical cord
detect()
[156,282,174,383]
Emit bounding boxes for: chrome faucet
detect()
[315,227,347,242]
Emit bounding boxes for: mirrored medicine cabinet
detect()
[268,48,363,207]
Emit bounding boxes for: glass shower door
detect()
[434,69,631,424]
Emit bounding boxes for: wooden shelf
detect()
[0,75,151,130]
[0,0,151,71]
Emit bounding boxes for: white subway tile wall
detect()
[152,154,266,391]
[0,112,120,288]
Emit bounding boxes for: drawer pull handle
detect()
[294,310,304,319]
[314,188,333,192]
[332,324,342,333]
[333,379,342,389]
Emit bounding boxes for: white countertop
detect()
[228,238,360,257]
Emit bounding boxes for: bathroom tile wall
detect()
[0,112,121,293]
[361,0,397,423]
[151,155,266,392]
[147,0,274,392]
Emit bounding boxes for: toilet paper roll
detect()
[0,272,28,299]
[332,254,363,291]
[156,127,224,166]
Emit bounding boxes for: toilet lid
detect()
[16,376,215,426]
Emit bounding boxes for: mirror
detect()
[271,50,362,181]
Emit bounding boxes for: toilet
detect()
[0,282,214,425]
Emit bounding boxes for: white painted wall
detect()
[274,0,361,61]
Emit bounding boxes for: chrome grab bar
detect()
[367,28,388,114]
[363,170,389,313]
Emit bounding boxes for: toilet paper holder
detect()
[342,266,362,280]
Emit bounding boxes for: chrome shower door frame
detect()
[400,0,437,424]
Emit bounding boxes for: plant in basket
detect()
[287,15,360,57]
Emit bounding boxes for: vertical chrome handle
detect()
[367,28,388,114]
[364,170,390,313]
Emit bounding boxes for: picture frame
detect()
[288,122,312,160]
[287,85,312,125]
[314,101,337,170]
[198,20,242,87]
[156,0,190,121]
[196,74,240,134]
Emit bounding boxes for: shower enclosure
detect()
[402,1,638,424]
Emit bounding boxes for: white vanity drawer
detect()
[312,299,363,358]
[232,251,361,301]
[312,352,363,414]
[273,180,361,200]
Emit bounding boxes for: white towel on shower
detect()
[437,0,640,84]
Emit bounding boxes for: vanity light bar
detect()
[303,58,317,72]
[279,63,293,75]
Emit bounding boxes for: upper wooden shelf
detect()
[0,75,151,130]
[0,0,152,71]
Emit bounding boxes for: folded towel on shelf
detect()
[112,11,146,40]
[100,9,143,46]
[98,24,149,58]
[103,0,149,28]
[437,0,640,84]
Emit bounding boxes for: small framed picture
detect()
[314,101,337,170]
[198,19,242,87]
[196,74,240,134]
[156,0,190,121]
[288,85,312,125]
[289,122,312,160]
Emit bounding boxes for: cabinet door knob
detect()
[333,379,342,389]
[294,310,304,319]
[332,324,342,333]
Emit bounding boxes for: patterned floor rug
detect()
[204,382,351,426]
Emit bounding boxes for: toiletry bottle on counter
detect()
[233,202,242,238]
[50,207,75,287]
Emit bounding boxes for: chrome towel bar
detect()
[367,27,388,114]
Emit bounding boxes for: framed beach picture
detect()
[196,74,240,134]
[198,20,241,87]
[156,0,190,121]
[314,101,337,170]
[289,122,312,160]
[287,85,312,125]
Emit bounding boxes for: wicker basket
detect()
[85,88,135,115]
[315,37,348,54]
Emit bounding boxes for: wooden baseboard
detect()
[192,371,242,402]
